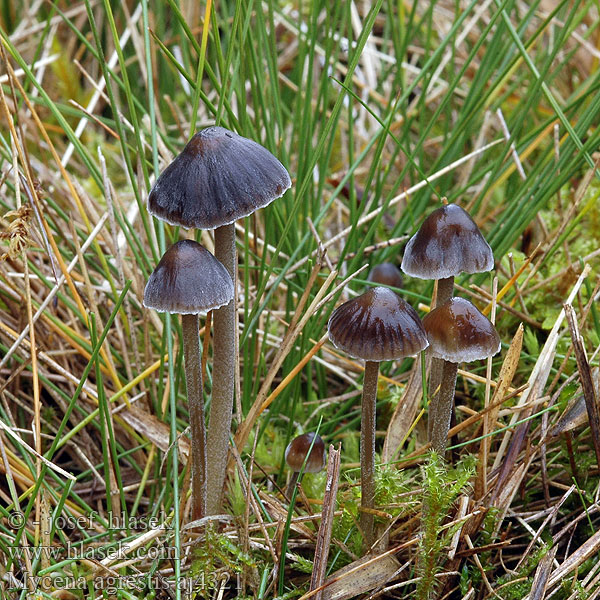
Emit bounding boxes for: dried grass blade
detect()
[0,420,75,481]
[564,303,600,467]
[476,323,523,497]
[491,264,591,478]
[515,485,574,572]
[0,44,125,391]
[260,334,328,414]
[120,406,190,461]
[310,443,341,600]
[530,530,600,598]
[301,545,407,600]
[547,368,599,439]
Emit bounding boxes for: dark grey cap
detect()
[148,126,291,229]
[143,240,234,314]
[327,286,428,362]
[401,203,493,280]
[422,297,500,363]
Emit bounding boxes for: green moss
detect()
[287,553,314,574]
[375,463,420,520]
[190,527,258,598]
[495,543,551,600]
[416,452,476,600]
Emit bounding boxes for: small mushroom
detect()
[422,297,500,455]
[143,239,234,520]
[148,126,291,514]
[367,263,403,290]
[328,286,428,546]
[401,203,493,304]
[284,432,326,499]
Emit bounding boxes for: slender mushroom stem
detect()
[286,471,300,501]
[182,313,207,520]
[428,275,455,440]
[207,223,237,515]
[360,360,379,549]
[436,276,454,307]
[430,359,458,455]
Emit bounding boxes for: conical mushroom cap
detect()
[148,126,292,229]
[143,240,234,314]
[422,297,500,363]
[367,263,403,289]
[401,203,493,280]
[327,286,428,362]
[285,432,326,473]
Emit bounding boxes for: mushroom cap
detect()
[401,203,494,280]
[327,286,429,362]
[143,240,234,314]
[148,126,292,229]
[285,432,326,473]
[367,263,403,289]
[422,297,500,363]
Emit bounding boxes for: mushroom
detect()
[422,297,500,455]
[143,239,234,520]
[401,203,493,304]
[327,286,428,547]
[367,263,403,290]
[284,432,326,499]
[401,203,494,441]
[148,126,291,514]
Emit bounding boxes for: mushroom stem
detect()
[360,360,379,548]
[286,471,300,501]
[182,313,207,520]
[428,276,454,440]
[207,223,237,515]
[436,276,454,307]
[430,359,458,455]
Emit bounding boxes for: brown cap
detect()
[401,203,493,280]
[148,126,291,229]
[143,240,234,314]
[367,263,403,289]
[422,297,500,363]
[327,286,428,362]
[285,433,326,473]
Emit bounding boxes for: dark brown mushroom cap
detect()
[143,240,234,314]
[148,126,292,229]
[285,432,326,473]
[401,203,493,280]
[327,286,428,362]
[367,263,403,289]
[422,297,500,363]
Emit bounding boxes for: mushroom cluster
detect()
[145,126,291,518]
[144,129,500,559]
[401,202,500,455]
